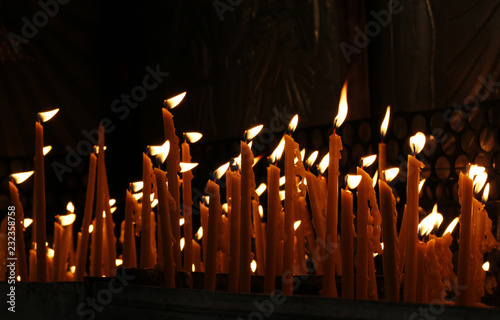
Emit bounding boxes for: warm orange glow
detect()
[107,199,115,207]
[245,125,263,141]
[418,204,443,236]
[192,264,196,272]
[279,176,286,187]
[66,202,75,213]
[306,151,319,167]
[196,227,203,240]
[10,171,34,184]
[180,162,199,173]
[300,149,306,163]
[380,106,390,139]
[373,243,385,257]
[384,168,400,182]
[419,179,426,194]
[253,154,263,167]
[473,172,488,194]
[59,213,76,226]
[361,154,377,168]
[372,170,378,188]
[164,92,186,109]
[88,224,94,233]
[43,146,52,156]
[38,108,59,122]
[179,218,185,226]
[482,183,490,203]
[110,207,117,214]
[346,174,362,189]
[482,261,490,272]
[132,192,143,201]
[443,217,459,236]
[256,183,267,197]
[409,132,426,154]
[47,248,55,259]
[215,162,230,180]
[222,203,229,214]
[156,140,170,165]
[279,190,286,201]
[259,205,264,219]
[288,115,299,133]
[24,218,33,228]
[294,220,302,231]
[318,153,329,175]
[180,238,185,251]
[334,80,348,128]
[270,136,285,163]
[251,260,257,273]
[203,196,210,205]
[70,266,76,274]
[116,259,123,267]
[130,181,143,192]
[94,145,107,154]
[468,164,485,180]
[151,198,158,208]
[184,132,203,143]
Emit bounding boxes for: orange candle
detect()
[456,172,473,306]
[193,239,202,272]
[415,241,427,304]
[154,168,175,288]
[204,180,221,291]
[239,141,254,293]
[29,248,37,282]
[283,134,296,294]
[181,141,194,271]
[35,121,47,282]
[228,171,241,292]
[140,153,154,268]
[341,187,354,299]
[162,108,182,270]
[200,201,208,268]
[8,181,28,282]
[297,196,321,274]
[52,222,63,281]
[397,205,407,279]
[252,200,265,276]
[378,106,390,179]
[294,198,306,274]
[92,124,105,277]
[76,153,96,280]
[123,190,137,268]
[103,172,116,276]
[264,164,280,294]
[356,166,369,300]
[304,171,325,274]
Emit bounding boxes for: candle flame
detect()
[270,137,285,163]
[259,205,264,219]
[318,153,329,175]
[288,115,299,133]
[245,124,263,141]
[384,168,400,183]
[179,218,185,226]
[334,80,348,128]
[184,132,203,143]
[94,146,107,154]
[38,108,59,122]
[110,207,117,214]
[419,179,426,194]
[151,198,158,208]
[59,213,76,226]
[346,174,362,189]
[253,154,263,167]
[279,176,286,187]
[222,203,229,214]
[279,190,286,201]
[47,248,55,259]
[180,162,199,173]
[294,220,302,231]
[132,192,143,200]
[233,154,242,171]
[192,264,196,272]
[66,202,75,213]
[256,183,267,196]
[300,149,306,163]
[24,218,33,228]
[306,151,319,167]
[203,196,210,206]
[473,172,488,194]
[70,266,76,274]
[251,260,257,273]
[116,259,123,267]
[196,227,203,240]
[214,162,230,180]
[361,155,377,168]
[180,237,185,251]
[380,106,390,140]
[418,204,443,236]
[108,199,116,207]
[373,243,385,257]
[10,171,34,184]
[468,164,485,180]
[482,183,490,203]
[410,132,426,154]
[156,140,170,165]
[482,261,490,272]
[130,181,143,192]
[43,146,52,156]
[164,92,186,109]
[89,224,94,233]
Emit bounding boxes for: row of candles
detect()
[1,82,498,307]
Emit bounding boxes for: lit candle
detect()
[239,141,254,293]
[304,170,325,275]
[181,140,194,271]
[29,248,37,281]
[140,153,154,268]
[323,80,347,298]
[103,173,117,276]
[193,239,202,272]
[264,163,280,294]
[356,166,369,300]
[415,241,427,304]
[8,179,29,281]
[378,106,390,178]
[404,132,425,303]
[123,190,137,268]
[92,124,105,277]
[283,133,296,295]
[252,200,265,276]
[228,170,241,292]
[204,180,221,291]
[52,222,63,281]
[35,120,47,281]
[200,201,208,268]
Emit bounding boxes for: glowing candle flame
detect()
[184,132,203,143]
[38,108,59,122]
[179,218,185,226]
[270,137,285,163]
[288,115,299,133]
[251,260,257,273]
[151,199,158,208]
[59,213,76,226]
[482,261,490,272]
[372,170,378,188]
[245,125,263,141]
[180,238,185,251]
[409,132,426,154]
[473,172,488,194]
[196,227,203,240]
[279,190,286,201]
[180,162,199,173]
[468,164,485,180]
[214,162,230,180]
[70,266,76,274]
[419,179,426,194]
[380,106,390,140]
[43,146,52,156]
[334,80,348,128]
[279,176,286,187]
[88,224,94,233]
[116,259,123,266]
[108,199,116,207]
[346,174,362,189]
[130,181,143,192]
[259,205,264,219]
[132,192,143,201]
[294,220,302,231]
[156,140,170,165]
[164,92,186,109]
[94,146,107,154]
[47,248,55,258]
[418,204,443,236]
[300,149,306,163]
[361,154,377,168]
[10,171,34,184]
[384,168,400,182]
[482,183,490,203]
[306,151,319,167]
[203,196,210,206]
[66,202,75,213]
[253,154,263,167]
[256,183,267,196]
[110,207,117,214]
[374,243,385,257]
[318,153,329,175]
[192,264,196,272]
[24,218,33,228]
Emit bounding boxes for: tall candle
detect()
[123,191,136,268]
[162,108,182,270]
[181,141,194,271]
[8,181,28,281]
[304,171,325,275]
[283,135,295,295]
[228,171,241,292]
[378,106,390,179]
[193,239,202,272]
[252,200,265,275]
[140,153,154,268]
[29,248,37,282]
[239,141,254,293]
[35,122,47,282]
[264,164,280,294]
[200,201,208,268]
[204,180,221,291]
[456,172,473,306]
[76,153,96,280]
[397,205,407,279]
[341,188,354,299]
[356,166,369,300]
[103,172,116,276]
[92,124,105,277]
[52,222,63,281]
[415,241,427,304]
[154,168,175,288]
